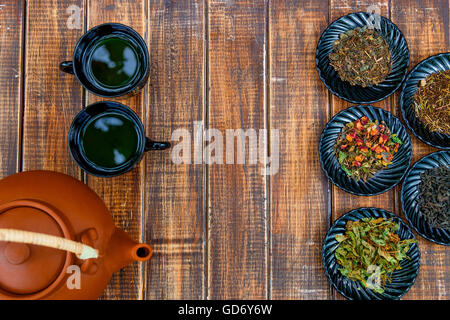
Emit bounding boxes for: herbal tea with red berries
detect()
[335,116,402,182]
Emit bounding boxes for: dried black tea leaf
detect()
[413,70,450,135]
[329,27,392,87]
[417,166,450,230]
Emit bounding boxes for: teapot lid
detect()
[0,199,73,298]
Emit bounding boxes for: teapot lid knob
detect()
[0,199,73,298]
[4,242,31,265]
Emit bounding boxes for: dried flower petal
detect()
[334,117,402,181]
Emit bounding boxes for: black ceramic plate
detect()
[401,151,450,245]
[319,105,412,196]
[322,208,420,300]
[316,12,409,104]
[400,53,450,149]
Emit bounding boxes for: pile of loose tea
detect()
[417,166,450,230]
[335,116,402,182]
[329,27,392,87]
[335,217,416,294]
[413,70,450,135]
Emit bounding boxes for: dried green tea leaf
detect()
[329,27,392,87]
[334,217,415,293]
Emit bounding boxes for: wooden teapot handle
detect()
[0,228,99,260]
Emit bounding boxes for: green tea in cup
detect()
[60,23,149,98]
[69,102,170,177]
[81,113,139,168]
[87,36,140,89]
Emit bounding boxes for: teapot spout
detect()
[105,228,152,273]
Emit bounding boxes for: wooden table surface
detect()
[0,0,448,300]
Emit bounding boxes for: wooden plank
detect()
[329,0,393,299]
[391,0,450,300]
[207,0,267,299]
[269,0,331,299]
[23,0,84,178]
[0,0,24,178]
[329,0,393,221]
[86,0,146,300]
[145,0,205,299]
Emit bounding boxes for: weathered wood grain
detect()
[0,0,23,178]
[23,0,84,179]
[86,0,146,300]
[329,0,393,220]
[207,0,267,299]
[145,0,205,299]
[391,0,450,300]
[6,0,448,301]
[329,0,393,299]
[269,0,331,299]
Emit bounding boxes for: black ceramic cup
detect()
[68,101,170,177]
[60,23,149,98]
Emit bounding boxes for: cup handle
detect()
[145,137,171,151]
[60,61,74,74]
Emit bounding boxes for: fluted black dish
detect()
[316,12,409,104]
[319,105,412,196]
[322,207,420,300]
[400,53,450,149]
[401,151,450,245]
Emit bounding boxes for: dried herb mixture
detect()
[418,166,450,230]
[335,217,416,294]
[329,27,392,87]
[413,70,450,135]
[335,116,402,182]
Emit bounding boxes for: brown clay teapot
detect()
[0,170,152,300]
